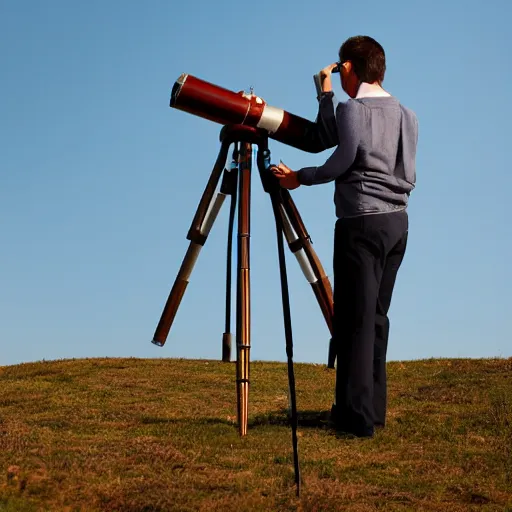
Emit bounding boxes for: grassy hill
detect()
[0,356,511,511]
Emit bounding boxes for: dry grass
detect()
[0,356,511,511]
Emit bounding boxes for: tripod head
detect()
[170,74,334,154]
[217,125,281,196]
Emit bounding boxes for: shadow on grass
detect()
[139,409,332,430]
[139,416,235,427]
[250,409,332,429]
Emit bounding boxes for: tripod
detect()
[151,124,335,495]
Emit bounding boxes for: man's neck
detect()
[355,82,391,99]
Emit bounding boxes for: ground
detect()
[0,356,511,511]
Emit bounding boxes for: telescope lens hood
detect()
[170,73,188,107]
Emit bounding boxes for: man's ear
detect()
[342,61,352,74]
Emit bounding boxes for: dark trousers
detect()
[332,210,408,436]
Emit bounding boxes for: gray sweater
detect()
[297,91,418,218]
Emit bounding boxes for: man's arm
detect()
[303,63,341,151]
[311,91,339,149]
[296,100,361,185]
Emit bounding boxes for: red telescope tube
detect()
[170,74,332,153]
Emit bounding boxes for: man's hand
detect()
[320,63,339,79]
[318,63,339,93]
[271,161,300,190]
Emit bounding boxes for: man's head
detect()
[336,36,386,98]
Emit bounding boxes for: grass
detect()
[0,356,511,511]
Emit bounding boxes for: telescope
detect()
[153,72,339,496]
[170,74,336,153]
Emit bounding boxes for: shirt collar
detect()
[355,82,391,99]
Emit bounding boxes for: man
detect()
[272,35,418,438]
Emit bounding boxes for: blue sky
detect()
[1,0,510,367]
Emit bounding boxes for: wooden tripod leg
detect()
[236,142,252,436]
[279,191,336,368]
[152,139,231,347]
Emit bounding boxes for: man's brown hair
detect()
[339,36,386,83]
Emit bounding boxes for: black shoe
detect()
[330,404,374,438]
[334,423,374,438]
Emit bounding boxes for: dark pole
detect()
[258,143,301,496]
[221,143,239,362]
[271,192,301,496]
